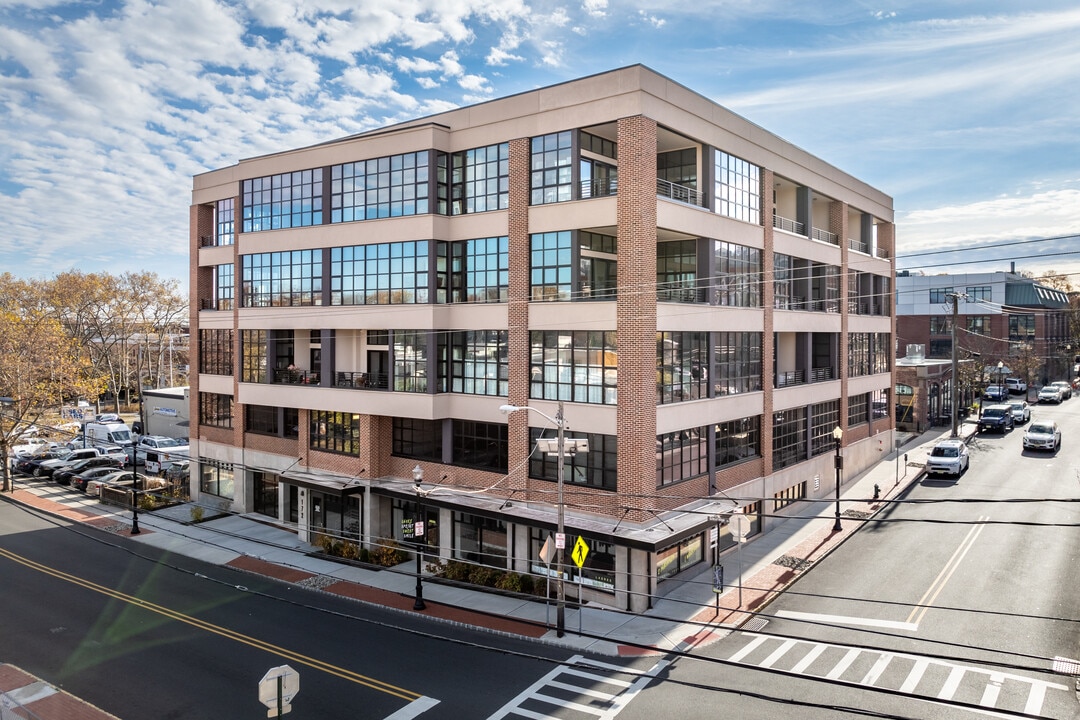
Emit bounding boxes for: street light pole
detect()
[130,466,141,535]
[412,464,425,611]
[831,426,843,532]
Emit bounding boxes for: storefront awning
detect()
[280,468,366,497]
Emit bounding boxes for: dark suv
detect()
[977,404,1014,433]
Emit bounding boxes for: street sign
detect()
[259,665,299,717]
[712,564,724,593]
[571,536,589,568]
[731,514,751,543]
[539,535,555,566]
[555,532,566,550]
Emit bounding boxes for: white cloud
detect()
[583,0,607,18]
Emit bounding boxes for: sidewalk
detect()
[1,421,973,716]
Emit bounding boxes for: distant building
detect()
[139,386,190,439]
[896,270,1071,385]
[189,65,895,611]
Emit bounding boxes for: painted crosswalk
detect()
[487,655,667,720]
[726,632,1069,716]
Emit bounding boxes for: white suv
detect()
[1005,377,1027,394]
[926,439,969,477]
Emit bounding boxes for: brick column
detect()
[616,116,658,522]
[761,169,776,475]
[504,137,533,499]
[831,200,849,433]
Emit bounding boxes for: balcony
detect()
[580,177,618,199]
[776,370,806,388]
[656,179,705,207]
[848,238,868,254]
[272,368,319,385]
[811,227,839,246]
[773,214,804,235]
[333,371,389,391]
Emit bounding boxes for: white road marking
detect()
[775,610,918,631]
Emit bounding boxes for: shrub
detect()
[371,538,408,567]
[190,505,204,523]
[495,572,522,593]
[338,541,359,560]
[357,547,371,564]
[518,574,535,595]
[469,566,500,587]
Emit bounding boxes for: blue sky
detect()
[1,1,1078,291]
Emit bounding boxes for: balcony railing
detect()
[656,179,705,207]
[580,177,618,199]
[810,366,834,382]
[199,235,215,247]
[333,371,389,390]
[811,227,839,246]
[875,247,890,259]
[773,214,805,235]
[848,238,869,254]
[272,368,319,385]
[776,370,806,388]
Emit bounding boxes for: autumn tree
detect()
[0,275,104,492]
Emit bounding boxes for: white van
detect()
[83,421,135,465]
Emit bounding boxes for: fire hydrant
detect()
[873,483,881,500]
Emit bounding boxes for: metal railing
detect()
[272,368,319,385]
[773,214,805,235]
[811,366,834,382]
[656,179,705,207]
[875,247,891,259]
[580,177,618,199]
[848,238,869,254]
[776,370,806,388]
[333,371,389,390]
[811,227,839,246]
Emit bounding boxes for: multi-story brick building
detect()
[190,65,895,612]
[896,269,1072,390]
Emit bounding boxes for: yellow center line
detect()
[0,547,422,702]
[906,516,988,627]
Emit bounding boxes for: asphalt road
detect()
[0,501,650,720]
[618,397,1080,719]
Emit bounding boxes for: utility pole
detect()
[949,292,961,438]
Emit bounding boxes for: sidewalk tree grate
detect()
[1052,656,1080,675]
[742,617,769,632]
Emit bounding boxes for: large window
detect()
[713,332,762,395]
[216,198,234,245]
[392,418,443,462]
[714,151,760,224]
[199,393,233,429]
[657,427,708,487]
[394,331,429,392]
[453,512,508,566]
[1008,314,1036,343]
[657,332,708,404]
[774,254,794,309]
[199,328,234,376]
[530,231,572,301]
[310,410,359,455]
[530,131,573,205]
[330,152,430,221]
[579,231,617,299]
[242,170,323,232]
[715,416,761,468]
[451,144,509,214]
[848,393,869,426]
[772,407,807,470]
[451,420,508,472]
[241,251,322,307]
[200,459,234,499]
[329,241,429,305]
[967,316,991,335]
[849,333,891,377]
[810,400,840,457]
[439,237,509,304]
[448,331,508,396]
[656,535,703,580]
[246,405,298,439]
[929,287,952,304]
[929,316,952,335]
[530,330,618,405]
[714,241,761,307]
[528,429,617,491]
[657,240,697,302]
[240,330,267,383]
[967,286,991,301]
[215,264,234,311]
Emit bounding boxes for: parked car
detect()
[1007,400,1031,424]
[1038,385,1062,404]
[926,439,969,477]
[1005,377,1027,394]
[983,385,1008,402]
[977,404,1014,433]
[17,447,76,476]
[53,455,125,486]
[84,471,150,497]
[1023,420,1061,451]
[71,465,130,493]
[35,447,104,478]
[164,460,190,484]
[1049,381,1072,399]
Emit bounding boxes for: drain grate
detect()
[1052,656,1080,675]
[741,617,769,632]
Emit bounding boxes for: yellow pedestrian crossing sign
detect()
[571,536,589,567]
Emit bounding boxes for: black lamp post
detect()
[130,466,141,535]
[831,426,843,532]
[412,464,425,611]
